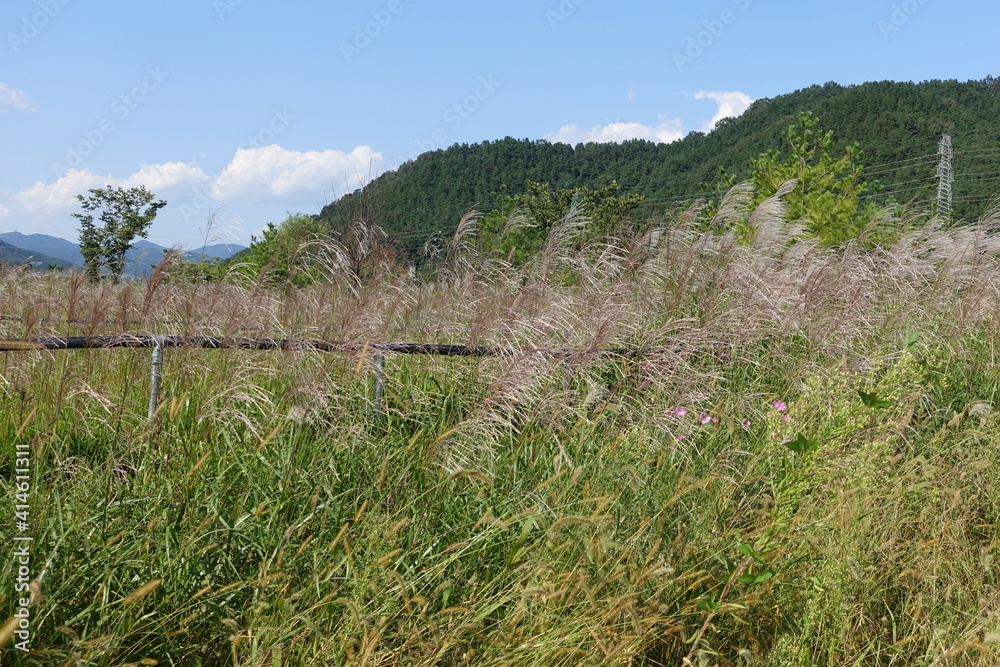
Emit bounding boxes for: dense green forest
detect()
[319,77,1000,256]
[0,240,73,269]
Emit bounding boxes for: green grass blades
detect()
[3,211,1000,665]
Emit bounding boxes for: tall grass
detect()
[2,203,1000,665]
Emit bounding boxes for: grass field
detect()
[2,207,1000,665]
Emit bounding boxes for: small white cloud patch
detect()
[0,81,35,112]
[694,90,754,131]
[545,116,684,145]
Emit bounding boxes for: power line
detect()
[957,173,1000,183]
[856,134,941,156]
[864,160,939,178]
[864,154,939,175]
[870,184,937,199]
[952,194,1000,202]
[873,175,938,190]
[954,149,1000,159]
[955,170,1000,177]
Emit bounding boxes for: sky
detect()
[0,0,996,249]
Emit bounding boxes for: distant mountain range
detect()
[0,231,244,270]
[0,239,74,269]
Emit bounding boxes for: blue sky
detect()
[0,0,996,248]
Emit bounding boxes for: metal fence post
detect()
[373,350,386,419]
[148,335,166,420]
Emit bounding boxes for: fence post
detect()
[373,350,386,419]
[148,335,166,421]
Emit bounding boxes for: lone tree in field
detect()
[72,185,167,282]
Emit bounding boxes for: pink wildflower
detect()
[741,419,751,429]
[772,400,787,412]
[699,413,711,424]
[781,414,790,421]
[676,407,687,417]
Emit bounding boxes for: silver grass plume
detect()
[536,194,591,277]
[443,210,482,278]
[749,178,798,252]
[712,181,754,229]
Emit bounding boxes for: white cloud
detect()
[124,162,209,193]
[544,92,754,146]
[9,145,382,220]
[0,81,35,112]
[1,144,383,241]
[545,116,684,145]
[12,163,209,217]
[211,145,383,201]
[13,170,110,215]
[695,90,754,131]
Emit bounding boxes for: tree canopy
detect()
[73,185,166,282]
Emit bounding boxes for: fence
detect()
[0,335,644,420]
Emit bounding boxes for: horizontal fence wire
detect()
[0,335,645,359]
[0,314,492,341]
[1,314,303,334]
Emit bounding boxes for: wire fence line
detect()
[0,334,653,420]
[0,313,315,335]
[0,334,644,359]
[0,314,490,342]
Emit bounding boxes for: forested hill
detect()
[0,240,73,269]
[320,77,1000,245]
